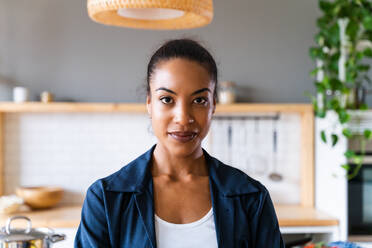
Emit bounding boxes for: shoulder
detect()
[211,158,277,212]
[225,162,268,192]
[87,146,154,194]
[206,152,269,197]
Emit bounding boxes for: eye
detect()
[160,96,173,104]
[193,97,208,105]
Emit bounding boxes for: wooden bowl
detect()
[16,186,64,209]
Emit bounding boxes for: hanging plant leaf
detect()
[329,53,341,74]
[315,33,327,46]
[328,98,340,110]
[316,82,326,92]
[342,128,353,138]
[310,67,320,77]
[321,130,327,143]
[331,134,339,146]
[331,52,341,62]
[332,2,342,16]
[329,23,340,45]
[344,150,355,159]
[364,48,372,57]
[351,4,363,19]
[319,0,333,12]
[309,47,323,60]
[360,103,369,110]
[346,69,358,82]
[363,15,372,30]
[317,110,327,118]
[357,64,370,72]
[364,129,372,140]
[353,155,363,164]
[339,5,352,18]
[308,0,372,179]
[330,78,343,90]
[366,30,372,41]
[322,75,331,89]
[341,164,351,171]
[346,20,360,42]
[339,109,350,124]
[317,16,332,29]
[356,51,364,60]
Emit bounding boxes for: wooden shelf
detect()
[0,205,338,229]
[0,102,312,113]
[0,102,147,113]
[215,103,312,114]
[0,102,315,208]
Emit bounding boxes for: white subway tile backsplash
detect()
[208,114,301,204]
[4,113,157,205]
[3,112,302,205]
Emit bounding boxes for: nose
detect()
[173,103,194,125]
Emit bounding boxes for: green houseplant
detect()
[309,0,372,179]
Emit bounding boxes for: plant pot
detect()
[347,86,366,109]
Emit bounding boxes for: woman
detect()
[75,39,284,247]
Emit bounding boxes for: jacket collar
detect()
[105,144,259,196]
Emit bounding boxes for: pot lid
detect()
[0,216,48,242]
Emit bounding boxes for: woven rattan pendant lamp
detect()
[87,0,214,30]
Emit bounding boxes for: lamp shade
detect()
[87,0,213,30]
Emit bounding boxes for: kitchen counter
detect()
[0,205,338,228]
[0,205,81,228]
[275,205,338,226]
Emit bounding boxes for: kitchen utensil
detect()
[248,118,268,175]
[240,119,250,174]
[243,118,255,175]
[269,117,283,182]
[16,186,63,209]
[227,119,233,164]
[0,216,65,248]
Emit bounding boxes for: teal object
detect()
[328,241,363,248]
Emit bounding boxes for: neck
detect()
[151,143,208,179]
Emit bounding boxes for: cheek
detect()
[151,107,170,135]
[196,111,213,134]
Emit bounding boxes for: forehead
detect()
[150,58,213,92]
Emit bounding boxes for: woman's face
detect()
[147,58,216,157]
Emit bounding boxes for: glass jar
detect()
[40,91,54,103]
[218,81,236,104]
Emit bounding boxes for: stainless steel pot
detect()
[0,216,65,248]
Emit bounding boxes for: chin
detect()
[172,147,197,157]
[164,139,202,158]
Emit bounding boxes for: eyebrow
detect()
[155,87,211,96]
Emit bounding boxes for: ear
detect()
[212,97,216,114]
[146,95,152,116]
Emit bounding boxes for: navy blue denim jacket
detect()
[75,144,285,247]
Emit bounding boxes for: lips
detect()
[168,131,197,143]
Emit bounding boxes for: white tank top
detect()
[154,208,218,248]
